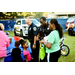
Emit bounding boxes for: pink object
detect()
[23,50,31,61]
[0,31,9,57]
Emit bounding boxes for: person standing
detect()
[25,17,39,62]
[40,19,63,62]
[11,41,22,62]
[38,17,51,62]
[0,23,9,62]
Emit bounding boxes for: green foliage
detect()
[33,12,44,19]
[0,12,24,19]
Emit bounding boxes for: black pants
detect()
[47,50,61,62]
[30,41,39,62]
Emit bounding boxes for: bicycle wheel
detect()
[60,45,70,56]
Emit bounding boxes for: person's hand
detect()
[31,57,34,60]
[26,59,28,62]
[32,44,36,49]
[40,39,45,44]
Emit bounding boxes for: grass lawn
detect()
[59,32,75,62]
[5,31,75,62]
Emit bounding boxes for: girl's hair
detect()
[19,39,24,45]
[21,40,27,46]
[50,19,63,38]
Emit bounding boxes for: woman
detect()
[40,19,63,62]
[0,23,9,62]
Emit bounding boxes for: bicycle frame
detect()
[60,37,64,49]
[59,36,70,56]
[59,36,65,51]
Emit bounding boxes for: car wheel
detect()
[20,29,23,37]
[14,28,17,36]
[68,30,73,36]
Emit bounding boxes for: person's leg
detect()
[47,53,50,62]
[31,42,34,62]
[31,42,38,62]
[32,41,39,62]
[50,50,61,62]
[56,50,61,61]
[50,52,55,62]
[35,41,39,62]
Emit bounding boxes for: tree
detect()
[21,12,31,17]
[32,12,43,19]
[43,12,50,17]
[0,12,22,18]
[0,12,4,17]
[6,12,18,17]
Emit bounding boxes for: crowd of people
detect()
[0,16,63,62]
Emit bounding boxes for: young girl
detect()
[22,41,32,62]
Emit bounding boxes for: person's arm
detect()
[34,35,37,44]
[25,55,28,62]
[6,36,9,47]
[40,39,52,49]
[33,35,37,49]
[32,26,38,49]
[36,33,40,41]
[37,27,41,40]
[40,33,54,49]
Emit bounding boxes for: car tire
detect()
[20,29,23,37]
[68,30,73,36]
[14,28,17,36]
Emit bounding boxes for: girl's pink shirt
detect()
[23,50,31,61]
[0,31,9,57]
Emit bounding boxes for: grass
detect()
[5,31,15,37]
[5,31,75,62]
[59,32,75,62]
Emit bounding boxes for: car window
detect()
[22,20,26,24]
[31,20,40,24]
[15,20,21,25]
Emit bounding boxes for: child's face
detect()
[23,42,29,48]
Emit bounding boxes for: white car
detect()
[14,19,41,38]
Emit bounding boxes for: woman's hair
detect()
[0,23,4,30]
[50,19,63,38]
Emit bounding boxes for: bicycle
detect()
[60,36,70,56]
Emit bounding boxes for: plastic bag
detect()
[39,44,45,60]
